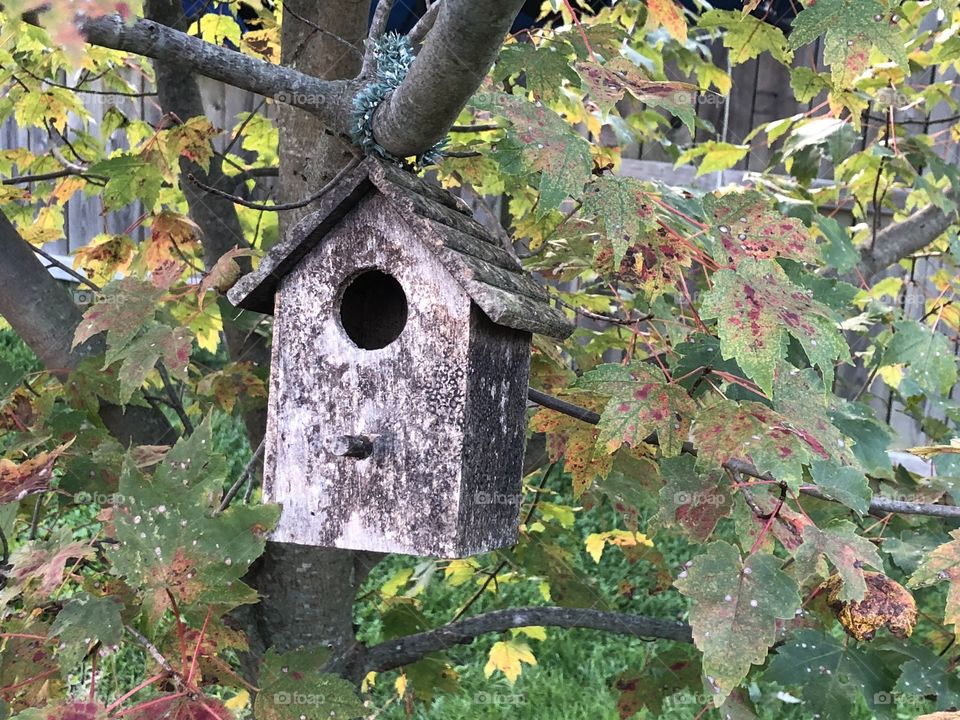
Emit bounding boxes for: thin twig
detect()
[363,0,396,76]
[28,493,44,540]
[217,440,265,514]
[124,625,175,674]
[32,246,100,292]
[528,387,960,520]
[283,4,363,56]
[156,363,194,435]
[188,156,361,211]
[2,168,107,185]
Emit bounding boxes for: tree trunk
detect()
[244,0,379,659]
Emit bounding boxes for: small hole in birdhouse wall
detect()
[338,269,408,350]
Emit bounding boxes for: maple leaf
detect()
[494,41,580,104]
[49,593,123,671]
[575,58,696,130]
[531,393,612,497]
[196,362,267,413]
[674,541,799,704]
[580,176,658,266]
[73,234,136,286]
[909,529,960,640]
[614,647,701,718]
[584,530,653,563]
[165,116,217,172]
[691,398,830,488]
[794,520,883,601]
[645,0,687,41]
[72,277,167,351]
[108,323,193,403]
[576,361,695,456]
[471,91,592,214]
[484,639,537,684]
[0,442,69,504]
[86,155,164,212]
[146,212,202,272]
[697,10,793,64]
[125,695,231,720]
[699,259,848,396]
[882,320,958,397]
[825,571,917,641]
[789,0,908,86]
[703,190,820,265]
[254,647,365,720]
[9,529,96,597]
[766,628,896,718]
[655,454,732,543]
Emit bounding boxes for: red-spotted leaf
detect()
[146,212,202,272]
[8,529,96,598]
[531,393,613,497]
[165,116,217,172]
[794,520,883,601]
[646,0,687,41]
[656,455,732,543]
[691,399,830,487]
[125,695,231,720]
[576,362,695,456]
[580,176,659,266]
[254,647,365,720]
[699,259,848,396]
[576,58,695,130]
[108,324,193,403]
[703,190,819,265]
[674,541,799,704]
[908,529,960,640]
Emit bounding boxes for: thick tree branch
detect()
[359,606,692,676]
[72,14,355,131]
[858,190,960,283]
[371,0,525,157]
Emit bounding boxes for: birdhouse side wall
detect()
[262,192,474,556]
[455,306,532,556]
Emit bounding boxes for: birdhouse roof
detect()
[227,158,573,339]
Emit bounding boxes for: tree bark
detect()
[0,212,173,446]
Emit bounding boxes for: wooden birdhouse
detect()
[228,158,573,557]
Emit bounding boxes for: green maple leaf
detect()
[655,455,732,543]
[703,190,820,265]
[698,10,793,64]
[87,155,163,211]
[109,417,280,623]
[765,629,895,718]
[909,529,960,640]
[49,593,123,673]
[882,320,958,396]
[494,42,580,104]
[254,647,365,720]
[580,176,658,265]
[893,647,960,711]
[699,259,848,396]
[692,398,827,488]
[675,541,799,704]
[794,520,883,601]
[789,0,908,82]
[471,91,592,214]
[576,361,695,456]
[809,459,872,515]
[614,648,701,718]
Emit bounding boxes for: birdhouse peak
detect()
[227,158,573,339]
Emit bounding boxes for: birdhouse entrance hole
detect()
[338,269,408,350]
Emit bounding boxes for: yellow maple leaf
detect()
[224,691,249,712]
[394,672,407,698]
[484,640,537,684]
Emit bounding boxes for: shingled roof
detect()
[227,158,574,339]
